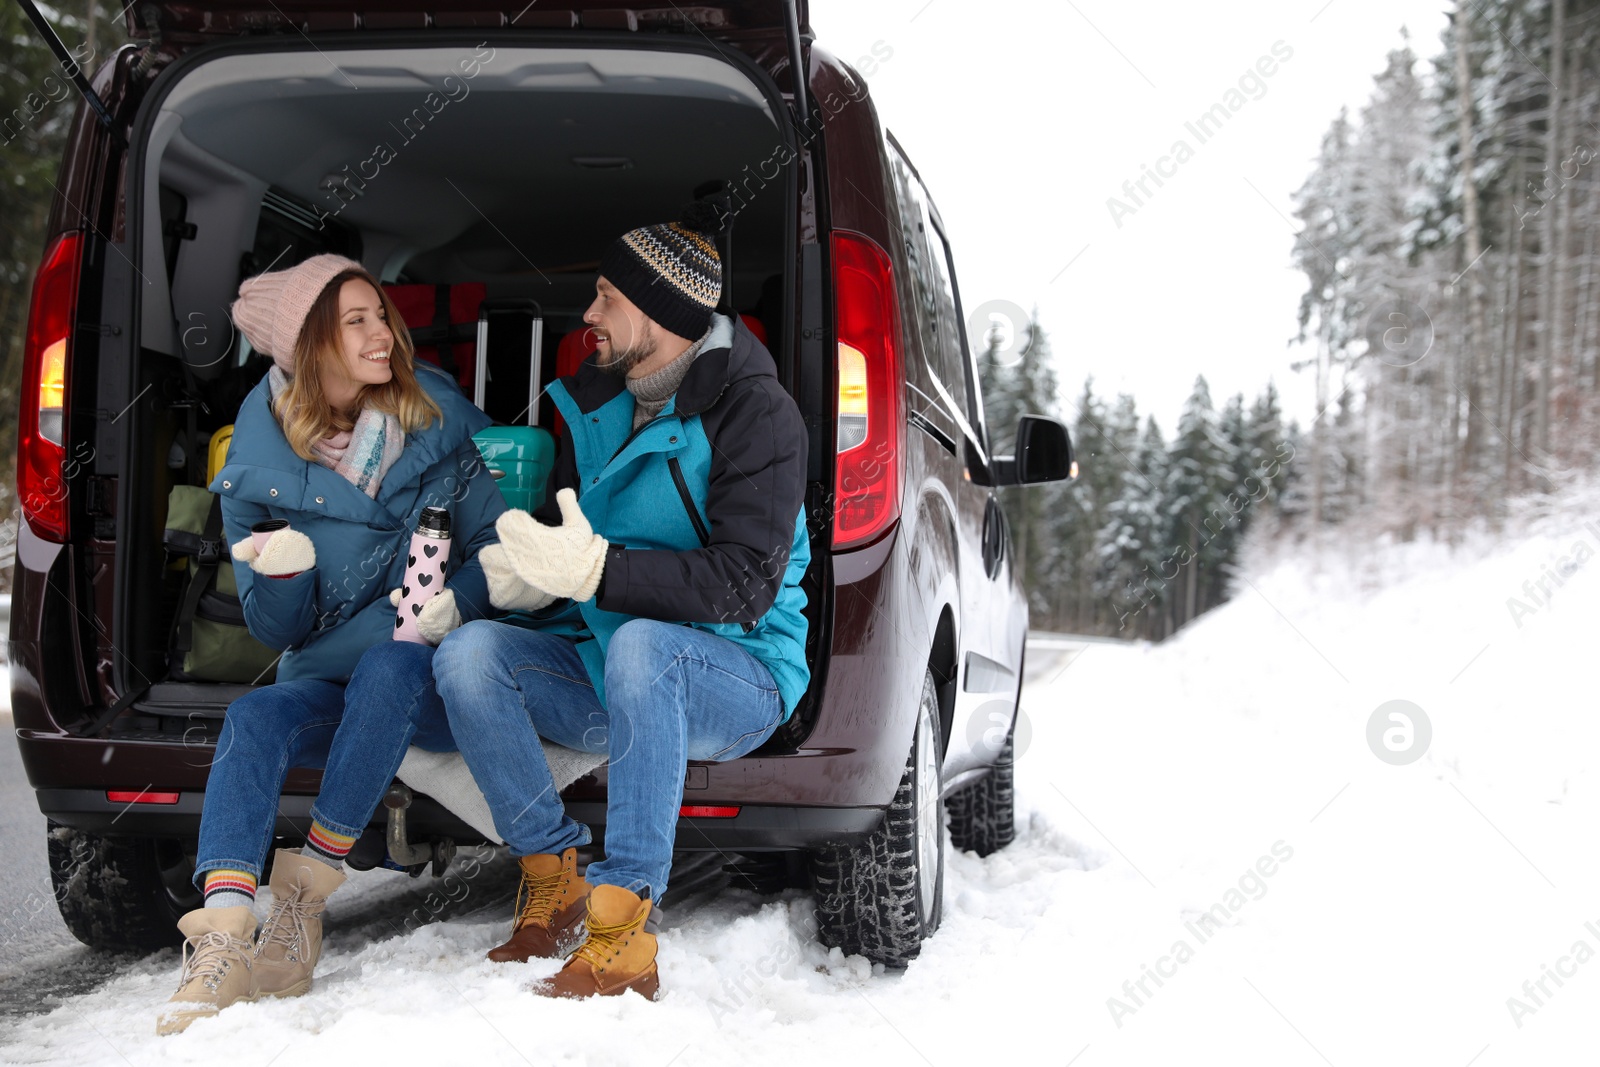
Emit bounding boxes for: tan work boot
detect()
[487,847,594,963]
[252,849,346,998]
[535,884,660,1001]
[157,906,259,1035]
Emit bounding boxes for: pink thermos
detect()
[394,506,451,643]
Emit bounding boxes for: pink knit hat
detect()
[229,253,365,372]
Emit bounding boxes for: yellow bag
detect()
[208,425,234,484]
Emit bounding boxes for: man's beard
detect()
[596,323,656,377]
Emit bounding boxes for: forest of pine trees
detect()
[981,319,1291,641]
[988,0,1599,639]
[1,2,1593,618]
[1292,1,1600,535]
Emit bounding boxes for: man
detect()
[433,203,810,1001]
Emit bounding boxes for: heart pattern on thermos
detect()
[396,507,451,643]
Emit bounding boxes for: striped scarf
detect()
[268,366,405,498]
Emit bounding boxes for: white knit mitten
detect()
[479,543,556,612]
[495,490,607,603]
[388,586,461,645]
[231,536,259,565]
[252,528,315,577]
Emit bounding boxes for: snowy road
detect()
[2,514,1597,1064]
[0,637,1084,1023]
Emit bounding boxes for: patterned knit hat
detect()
[599,201,725,341]
[230,253,365,373]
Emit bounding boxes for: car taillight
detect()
[106,790,181,805]
[678,805,740,818]
[831,231,903,550]
[18,232,84,543]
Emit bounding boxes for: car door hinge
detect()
[85,476,117,517]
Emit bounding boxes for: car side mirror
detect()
[992,415,1075,486]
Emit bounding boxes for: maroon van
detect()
[10,0,1072,967]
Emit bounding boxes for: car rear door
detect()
[917,203,1024,779]
[883,134,1019,779]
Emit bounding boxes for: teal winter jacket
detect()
[515,314,811,717]
[211,364,505,683]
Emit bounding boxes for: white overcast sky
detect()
[811,0,1452,432]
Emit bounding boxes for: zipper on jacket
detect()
[607,414,671,468]
[667,457,711,547]
[667,456,755,634]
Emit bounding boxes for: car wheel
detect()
[946,718,1016,857]
[47,820,202,952]
[810,669,945,968]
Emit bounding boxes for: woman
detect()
[158,254,505,1035]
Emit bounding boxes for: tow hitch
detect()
[383,783,454,878]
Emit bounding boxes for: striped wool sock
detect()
[302,821,357,869]
[203,868,257,910]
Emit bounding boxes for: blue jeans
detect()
[433,618,785,903]
[193,640,454,886]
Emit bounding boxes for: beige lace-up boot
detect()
[252,849,346,998]
[157,906,259,1035]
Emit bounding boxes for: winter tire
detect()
[809,669,945,968]
[946,720,1016,857]
[46,821,201,951]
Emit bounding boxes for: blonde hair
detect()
[273,269,442,460]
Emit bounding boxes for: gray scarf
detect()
[627,328,710,430]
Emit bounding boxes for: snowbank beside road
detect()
[3,504,1596,1065]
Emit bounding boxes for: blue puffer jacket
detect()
[211,364,505,683]
[515,314,811,718]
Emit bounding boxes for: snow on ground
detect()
[4,499,1599,1066]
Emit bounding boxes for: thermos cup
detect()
[250,518,289,553]
[394,506,451,643]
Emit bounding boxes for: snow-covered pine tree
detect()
[1320,386,1366,526]
[1055,378,1118,629]
[1097,414,1169,638]
[1246,381,1288,508]
[1082,392,1143,631]
[978,312,1063,620]
[1344,36,1438,535]
[1204,392,1252,610]
[1292,108,1360,528]
[1164,376,1237,627]
[1274,420,1310,529]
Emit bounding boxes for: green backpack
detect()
[164,484,279,685]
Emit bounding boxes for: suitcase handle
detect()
[480,297,543,316]
[473,302,545,426]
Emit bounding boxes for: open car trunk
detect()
[113,34,804,735]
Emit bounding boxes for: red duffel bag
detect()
[383,282,486,394]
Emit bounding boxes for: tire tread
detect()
[946,728,1015,857]
[47,820,194,952]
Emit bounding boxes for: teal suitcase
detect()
[472,425,553,514]
[470,300,555,513]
